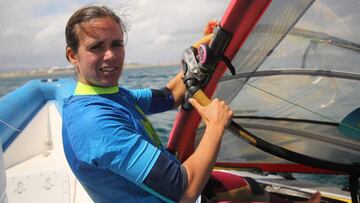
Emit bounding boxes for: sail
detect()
[169,0,360,173]
[209,0,360,171]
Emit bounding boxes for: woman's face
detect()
[68,17,125,87]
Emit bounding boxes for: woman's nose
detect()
[103,49,115,60]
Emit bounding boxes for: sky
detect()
[0,0,229,70]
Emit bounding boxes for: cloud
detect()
[34,25,60,43]
[0,0,83,69]
[1,0,359,70]
[0,0,228,70]
[123,0,227,64]
[0,0,227,68]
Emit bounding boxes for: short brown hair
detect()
[65,5,125,61]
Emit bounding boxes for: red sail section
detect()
[167,0,271,162]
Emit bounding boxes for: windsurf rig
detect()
[168,0,360,202]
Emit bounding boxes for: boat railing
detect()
[0,78,75,152]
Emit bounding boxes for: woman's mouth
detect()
[100,67,117,73]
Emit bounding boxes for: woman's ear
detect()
[66,47,77,65]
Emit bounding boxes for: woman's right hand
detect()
[188,98,233,130]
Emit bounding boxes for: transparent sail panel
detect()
[203,0,360,165]
[214,0,315,103]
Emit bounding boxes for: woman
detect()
[63,5,232,203]
[62,5,321,203]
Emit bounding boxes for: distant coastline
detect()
[0,63,179,79]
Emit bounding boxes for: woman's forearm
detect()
[166,71,186,108]
[179,98,233,202]
[181,124,224,202]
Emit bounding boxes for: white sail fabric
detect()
[199,0,360,165]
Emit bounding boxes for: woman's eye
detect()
[90,44,102,51]
[113,42,124,48]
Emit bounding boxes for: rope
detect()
[0,119,21,133]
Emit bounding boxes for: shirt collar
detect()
[74,81,119,95]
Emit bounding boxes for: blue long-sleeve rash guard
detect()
[62,82,187,203]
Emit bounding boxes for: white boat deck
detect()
[3,102,93,203]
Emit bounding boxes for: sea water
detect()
[0,66,179,144]
[0,66,349,188]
